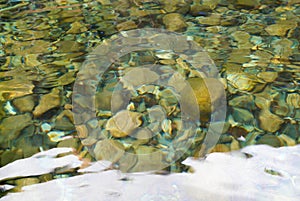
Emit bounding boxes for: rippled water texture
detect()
[0,0,299,199]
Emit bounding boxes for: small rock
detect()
[94,139,125,162]
[81,137,97,146]
[286,93,300,108]
[130,146,167,172]
[96,0,111,5]
[232,107,254,124]
[76,124,89,138]
[278,134,296,146]
[227,73,260,92]
[0,113,32,143]
[41,123,52,132]
[198,14,221,26]
[118,152,138,172]
[210,144,230,153]
[15,178,40,187]
[189,4,211,16]
[1,148,23,166]
[257,134,282,147]
[265,21,297,36]
[33,88,62,117]
[106,110,142,138]
[57,138,79,149]
[66,21,87,34]
[229,94,255,110]
[258,109,284,132]
[235,0,259,8]
[54,111,75,131]
[132,128,153,146]
[187,77,225,121]
[257,72,278,83]
[116,21,137,31]
[162,13,187,32]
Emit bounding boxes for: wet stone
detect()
[198,14,221,26]
[229,94,255,110]
[162,13,187,32]
[12,95,35,113]
[33,88,62,117]
[265,21,297,36]
[130,146,167,172]
[0,113,32,144]
[210,144,230,153]
[232,107,254,124]
[15,178,40,187]
[189,4,212,17]
[257,72,278,83]
[106,110,142,138]
[54,113,74,131]
[116,21,137,31]
[278,134,296,146]
[57,138,79,149]
[235,0,260,8]
[0,148,23,166]
[257,134,283,147]
[66,21,87,34]
[94,139,125,163]
[259,109,284,133]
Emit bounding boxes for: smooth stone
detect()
[12,95,35,113]
[76,124,89,138]
[257,72,278,83]
[118,152,138,172]
[210,144,230,153]
[278,134,296,146]
[281,124,299,139]
[258,109,284,133]
[54,111,74,131]
[0,113,32,143]
[15,178,40,187]
[227,49,251,64]
[33,88,62,117]
[94,139,125,163]
[81,137,97,146]
[162,13,187,32]
[229,94,255,110]
[187,77,225,121]
[41,123,52,133]
[230,139,240,151]
[265,21,297,36]
[15,137,39,158]
[227,73,260,92]
[286,93,300,108]
[198,14,221,25]
[160,0,190,13]
[189,4,211,16]
[130,146,167,172]
[232,107,254,124]
[235,0,259,8]
[106,110,142,138]
[57,138,79,149]
[132,128,153,146]
[66,21,87,34]
[116,21,137,31]
[257,134,282,147]
[0,148,23,166]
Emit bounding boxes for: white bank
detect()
[0,145,299,201]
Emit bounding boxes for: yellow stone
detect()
[259,109,284,132]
